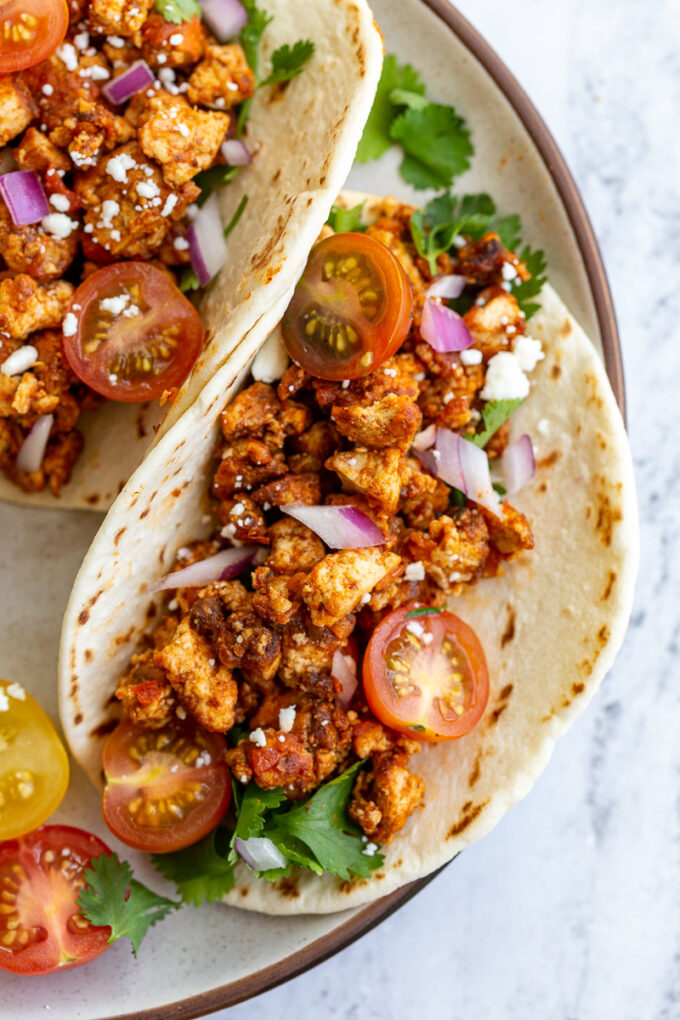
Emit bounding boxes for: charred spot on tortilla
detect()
[500,606,516,647]
[468,752,482,788]
[275,877,300,898]
[595,491,623,546]
[240,888,249,898]
[85,494,100,505]
[447,801,489,839]
[84,650,93,663]
[140,507,150,520]
[551,364,562,379]
[74,713,83,726]
[560,318,572,337]
[601,570,617,601]
[538,450,561,469]
[572,682,586,696]
[114,527,127,547]
[78,609,90,626]
[597,624,610,645]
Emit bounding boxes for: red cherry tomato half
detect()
[0,0,68,74]
[102,717,231,853]
[0,825,112,976]
[281,232,413,380]
[63,262,203,403]
[363,604,490,741]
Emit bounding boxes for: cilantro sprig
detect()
[153,0,200,24]
[261,40,315,87]
[152,831,236,907]
[78,853,178,958]
[469,399,524,448]
[327,202,367,233]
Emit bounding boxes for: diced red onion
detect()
[411,424,437,453]
[426,275,466,300]
[221,139,251,166]
[102,60,155,105]
[420,298,474,353]
[502,434,535,494]
[16,414,53,474]
[283,504,384,549]
[0,171,49,227]
[234,836,288,872]
[154,545,257,592]
[332,649,358,709]
[435,427,502,517]
[200,0,248,42]
[187,193,228,287]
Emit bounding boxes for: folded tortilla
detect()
[0,0,382,510]
[59,193,638,913]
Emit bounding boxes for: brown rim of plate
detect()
[101,4,625,1019]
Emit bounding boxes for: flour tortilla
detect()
[0,0,383,510]
[59,193,638,914]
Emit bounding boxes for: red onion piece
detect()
[200,0,248,42]
[411,424,437,453]
[502,434,535,494]
[435,427,502,517]
[0,171,49,227]
[420,298,474,353]
[187,193,228,287]
[283,504,384,549]
[102,60,155,105]
[154,545,257,592]
[426,275,466,300]
[221,139,251,166]
[234,836,288,872]
[332,650,358,709]
[16,414,53,474]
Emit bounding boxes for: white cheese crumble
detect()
[6,682,26,700]
[173,236,189,251]
[73,30,90,50]
[460,347,483,366]
[41,213,78,239]
[137,179,160,200]
[501,261,518,281]
[107,35,125,48]
[100,198,120,228]
[512,334,544,373]
[100,294,130,315]
[106,152,137,183]
[161,194,178,217]
[177,123,189,138]
[406,620,424,637]
[278,706,296,733]
[1,345,38,376]
[249,727,267,748]
[480,351,530,401]
[404,560,425,581]
[362,842,378,857]
[169,33,184,45]
[49,193,70,212]
[57,43,78,71]
[62,312,78,338]
[41,83,54,96]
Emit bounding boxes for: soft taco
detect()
[0,0,382,509]
[59,190,638,915]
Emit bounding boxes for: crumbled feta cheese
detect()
[173,236,189,251]
[480,352,530,401]
[442,392,454,404]
[161,194,178,217]
[195,750,212,767]
[57,43,78,71]
[383,368,397,377]
[406,620,424,637]
[106,152,137,183]
[359,592,371,606]
[107,35,125,48]
[41,213,78,239]
[452,235,465,249]
[1,345,38,376]
[500,281,512,292]
[460,347,483,366]
[157,53,167,64]
[6,682,26,701]
[422,632,433,646]
[169,33,184,45]
[41,83,54,96]
[177,122,189,138]
[501,261,518,281]
[49,193,70,212]
[249,727,267,748]
[512,335,544,373]
[168,598,179,611]
[100,294,130,315]
[278,706,296,733]
[362,842,378,856]
[537,418,550,437]
[137,179,160,200]
[100,198,120,228]
[404,561,425,581]
[62,312,78,338]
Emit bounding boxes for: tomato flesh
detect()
[282,232,413,380]
[63,262,204,403]
[363,605,489,741]
[0,825,112,975]
[0,679,69,841]
[0,0,68,74]
[102,717,231,853]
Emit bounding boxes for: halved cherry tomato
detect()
[102,717,231,853]
[281,232,413,380]
[0,825,112,975]
[0,678,69,841]
[0,0,68,74]
[363,604,489,741]
[63,262,203,403]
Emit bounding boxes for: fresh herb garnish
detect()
[405,606,442,619]
[356,55,425,163]
[223,194,249,240]
[511,244,548,320]
[410,191,495,275]
[179,267,199,293]
[228,784,287,859]
[153,831,235,907]
[78,853,178,957]
[153,0,200,24]
[469,399,524,448]
[194,165,239,206]
[327,202,366,233]
[261,40,315,87]
[240,0,272,75]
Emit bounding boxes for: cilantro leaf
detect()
[194,164,239,206]
[261,40,315,87]
[77,854,178,958]
[410,192,495,274]
[469,399,524,448]
[270,762,383,880]
[240,0,272,76]
[355,55,425,163]
[153,0,200,24]
[179,267,199,293]
[223,194,249,240]
[228,784,287,863]
[390,103,473,190]
[493,213,521,251]
[152,831,235,907]
[404,606,442,619]
[327,202,366,233]
[512,244,547,319]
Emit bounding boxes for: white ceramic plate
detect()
[0,0,623,1015]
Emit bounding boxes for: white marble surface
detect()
[216,1,680,1017]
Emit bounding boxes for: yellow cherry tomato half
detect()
[0,678,69,840]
